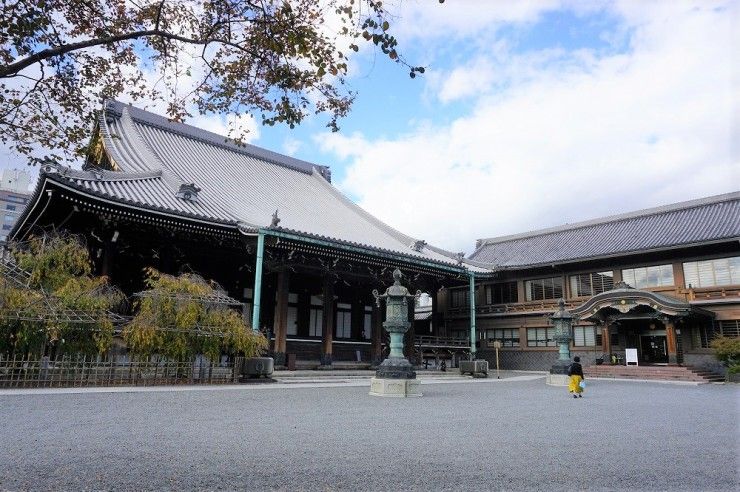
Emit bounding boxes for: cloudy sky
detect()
[3,0,738,254]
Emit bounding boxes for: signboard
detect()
[625,348,639,366]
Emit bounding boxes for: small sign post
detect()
[493,340,502,379]
[625,348,639,366]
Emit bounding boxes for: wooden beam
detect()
[321,277,335,365]
[272,270,289,365]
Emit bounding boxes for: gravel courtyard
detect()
[0,377,737,491]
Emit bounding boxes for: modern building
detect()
[0,169,32,243]
[443,193,740,373]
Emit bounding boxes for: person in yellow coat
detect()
[568,356,584,398]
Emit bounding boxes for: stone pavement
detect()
[0,377,737,491]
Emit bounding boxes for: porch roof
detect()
[570,282,714,320]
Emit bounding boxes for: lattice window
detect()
[718,320,740,338]
[683,257,740,288]
[573,326,600,347]
[362,306,372,340]
[488,328,520,347]
[622,264,674,288]
[485,282,518,304]
[527,327,555,347]
[335,303,352,339]
[450,289,469,308]
[309,296,323,337]
[569,271,614,297]
[525,277,563,301]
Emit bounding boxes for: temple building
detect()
[445,192,740,373]
[10,101,489,367]
[11,100,739,373]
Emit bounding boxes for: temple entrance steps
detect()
[584,365,724,383]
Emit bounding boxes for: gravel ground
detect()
[0,378,737,491]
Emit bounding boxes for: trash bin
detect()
[287,353,296,371]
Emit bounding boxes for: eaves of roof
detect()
[489,237,740,271]
[46,165,238,226]
[475,191,740,247]
[257,226,484,274]
[469,192,740,269]
[12,166,488,275]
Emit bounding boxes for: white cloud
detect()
[193,112,260,144]
[282,136,303,156]
[392,0,567,40]
[318,1,739,254]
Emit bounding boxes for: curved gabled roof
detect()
[66,101,484,271]
[470,192,740,268]
[570,282,714,319]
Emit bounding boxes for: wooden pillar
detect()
[405,299,416,361]
[272,270,289,365]
[371,303,383,365]
[665,319,678,365]
[321,278,334,366]
[601,321,611,356]
[431,288,439,336]
[100,242,113,278]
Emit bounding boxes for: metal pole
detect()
[469,272,476,360]
[251,232,265,332]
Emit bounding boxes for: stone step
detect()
[584,365,721,383]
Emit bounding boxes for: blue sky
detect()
[3,1,738,253]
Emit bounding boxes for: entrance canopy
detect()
[571,282,714,321]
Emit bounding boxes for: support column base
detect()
[272,352,286,367]
[547,360,572,386]
[546,374,570,386]
[320,354,333,366]
[369,377,422,398]
[375,357,416,379]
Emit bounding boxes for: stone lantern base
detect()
[369,357,421,397]
[369,377,422,397]
[546,360,572,386]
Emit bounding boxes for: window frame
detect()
[526,327,556,347]
[569,271,614,297]
[335,302,352,339]
[488,328,520,347]
[524,276,564,301]
[683,256,740,288]
[485,282,518,305]
[450,289,470,308]
[621,264,674,289]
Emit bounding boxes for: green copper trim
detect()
[469,272,476,358]
[251,231,265,332]
[259,228,468,275]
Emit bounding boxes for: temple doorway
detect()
[640,334,668,364]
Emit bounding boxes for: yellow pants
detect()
[568,375,583,394]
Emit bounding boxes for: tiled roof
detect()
[470,192,740,268]
[40,101,482,271]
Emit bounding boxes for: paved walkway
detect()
[1,377,737,491]
[0,371,544,396]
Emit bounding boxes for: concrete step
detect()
[584,365,721,383]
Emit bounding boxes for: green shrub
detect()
[124,268,267,361]
[710,336,740,367]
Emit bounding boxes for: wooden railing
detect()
[446,286,740,317]
[447,299,579,317]
[414,336,470,349]
[681,286,740,302]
